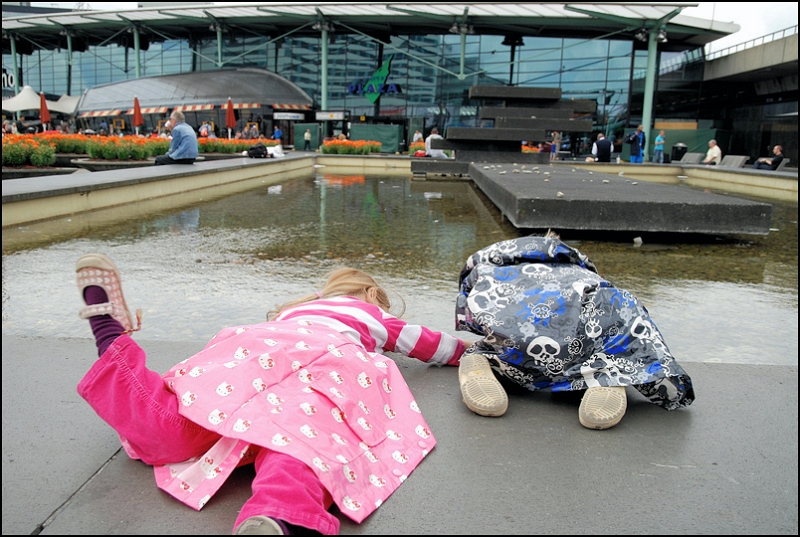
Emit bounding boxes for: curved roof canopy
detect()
[3,2,739,55]
[76,68,313,113]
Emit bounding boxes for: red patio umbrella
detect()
[225,97,236,139]
[39,92,51,131]
[132,96,144,135]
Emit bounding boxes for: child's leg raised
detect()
[76,253,220,465]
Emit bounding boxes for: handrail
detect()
[633,25,798,80]
[705,25,798,61]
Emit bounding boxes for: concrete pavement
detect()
[3,335,797,535]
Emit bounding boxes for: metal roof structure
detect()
[2,2,739,54]
[74,68,313,114]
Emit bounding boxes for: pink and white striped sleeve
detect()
[278,297,465,366]
[376,310,465,366]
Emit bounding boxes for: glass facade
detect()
[8,26,794,159]
[4,30,649,134]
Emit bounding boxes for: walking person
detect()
[653,130,665,164]
[550,131,562,161]
[303,128,312,151]
[74,254,468,534]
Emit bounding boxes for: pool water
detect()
[2,172,797,366]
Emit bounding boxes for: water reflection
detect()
[2,173,797,367]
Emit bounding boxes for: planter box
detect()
[71,158,155,172]
[2,167,79,180]
[198,152,246,160]
[54,153,90,167]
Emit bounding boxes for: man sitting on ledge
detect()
[753,145,784,171]
[155,110,198,166]
[701,139,722,166]
[590,133,613,163]
[425,127,449,158]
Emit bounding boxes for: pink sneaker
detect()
[76,253,141,333]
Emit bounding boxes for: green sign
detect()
[346,55,400,104]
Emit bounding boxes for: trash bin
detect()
[671,143,688,163]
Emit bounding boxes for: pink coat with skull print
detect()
[153,296,464,522]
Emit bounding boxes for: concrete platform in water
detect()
[469,162,773,235]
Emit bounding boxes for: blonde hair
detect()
[267,267,405,320]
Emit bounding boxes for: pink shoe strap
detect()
[79,302,114,319]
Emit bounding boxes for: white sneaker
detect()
[234,516,285,535]
[458,353,508,417]
[579,386,627,430]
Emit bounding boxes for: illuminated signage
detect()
[316,111,346,120]
[274,112,305,120]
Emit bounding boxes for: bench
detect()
[719,155,749,168]
[680,152,704,164]
[776,158,790,171]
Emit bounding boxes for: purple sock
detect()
[84,285,124,357]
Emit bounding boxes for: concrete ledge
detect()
[428,138,519,150]
[469,85,561,101]
[474,100,596,113]
[410,159,470,176]
[568,161,798,201]
[476,100,596,113]
[480,107,574,119]
[313,154,411,174]
[458,151,550,164]
[2,154,412,227]
[444,127,547,142]
[469,163,773,235]
[2,167,78,180]
[429,139,542,156]
[682,164,798,202]
[495,117,594,132]
[568,162,685,185]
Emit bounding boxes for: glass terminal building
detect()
[3,2,797,159]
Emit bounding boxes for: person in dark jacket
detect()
[753,145,784,170]
[591,133,613,162]
[625,124,645,163]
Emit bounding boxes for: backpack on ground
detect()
[247,143,270,158]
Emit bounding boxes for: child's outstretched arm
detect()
[378,313,466,366]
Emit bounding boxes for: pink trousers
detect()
[77,335,340,535]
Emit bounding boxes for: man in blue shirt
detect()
[625,124,645,164]
[155,110,198,165]
[653,130,665,164]
[272,125,283,143]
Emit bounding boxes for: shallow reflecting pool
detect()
[2,172,797,366]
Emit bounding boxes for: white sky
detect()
[29,2,800,53]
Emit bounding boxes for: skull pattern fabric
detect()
[455,236,694,410]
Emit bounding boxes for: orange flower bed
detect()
[320,139,382,154]
[2,134,56,167]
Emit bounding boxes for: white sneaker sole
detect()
[459,353,508,417]
[579,386,627,430]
